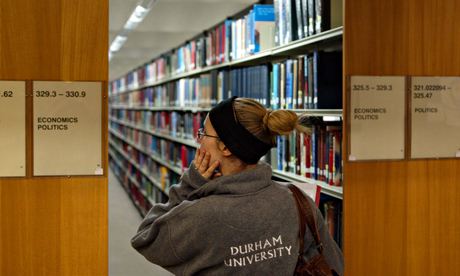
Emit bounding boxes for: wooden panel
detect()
[344,0,460,275]
[0,0,62,79]
[60,178,108,276]
[0,0,108,275]
[61,0,108,80]
[343,162,407,275]
[406,160,460,275]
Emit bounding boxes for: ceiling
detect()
[109,0,257,81]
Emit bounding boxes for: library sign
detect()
[0,81,26,177]
[411,77,460,159]
[349,76,406,160]
[33,81,102,176]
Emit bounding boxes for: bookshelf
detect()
[110,27,342,96]
[109,0,344,247]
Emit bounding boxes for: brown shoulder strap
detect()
[288,184,323,254]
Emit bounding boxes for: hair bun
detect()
[262,110,272,130]
[265,109,298,136]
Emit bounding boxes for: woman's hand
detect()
[193,149,222,180]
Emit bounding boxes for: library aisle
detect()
[109,168,172,276]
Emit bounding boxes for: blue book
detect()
[285,59,293,109]
[272,63,279,109]
[238,68,243,97]
[252,4,275,53]
[277,136,284,171]
[261,65,269,106]
[248,9,255,55]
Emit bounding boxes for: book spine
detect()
[286,59,293,109]
[308,0,315,36]
[295,0,304,39]
[315,0,331,34]
[280,62,285,109]
[273,0,281,46]
[313,51,318,109]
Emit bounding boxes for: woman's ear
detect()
[217,141,232,157]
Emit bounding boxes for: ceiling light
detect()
[109,0,157,62]
[109,35,127,52]
[124,5,150,30]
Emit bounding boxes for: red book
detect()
[181,145,188,172]
[334,130,342,186]
[317,128,323,181]
[328,132,334,186]
[221,23,225,63]
[191,41,196,70]
[295,132,301,175]
[212,29,217,65]
[304,134,311,178]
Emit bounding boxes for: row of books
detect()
[110,124,196,173]
[110,74,217,108]
[111,50,342,110]
[110,158,155,215]
[111,64,272,108]
[109,1,342,94]
[110,142,181,195]
[271,121,342,186]
[171,4,276,74]
[274,0,342,46]
[112,4,275,93]
[271,50,342,109]
[110,139,179,197]
[110,110,205,141]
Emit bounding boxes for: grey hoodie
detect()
[131,162,343,275]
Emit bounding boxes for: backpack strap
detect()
[288,184,323,255]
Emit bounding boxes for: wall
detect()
[0,0,108,275]
[344,0,460,275]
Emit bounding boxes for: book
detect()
[271,63,280,109]
[295,0,305,39]
[252,4,275,53]
[307,0,315,36]
[315,50,342,109]
[273,0,281,46]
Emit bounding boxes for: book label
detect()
[0,81,26,177]
[411,76,460,159]
[33,81,102,176]
[349,76,405,160]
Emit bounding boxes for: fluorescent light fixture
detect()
[109,0,156,60]
[109,35,127,52]
[124,5,150,30]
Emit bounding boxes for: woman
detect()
[131,96,343,275]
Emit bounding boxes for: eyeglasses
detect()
[197,128,219,140]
